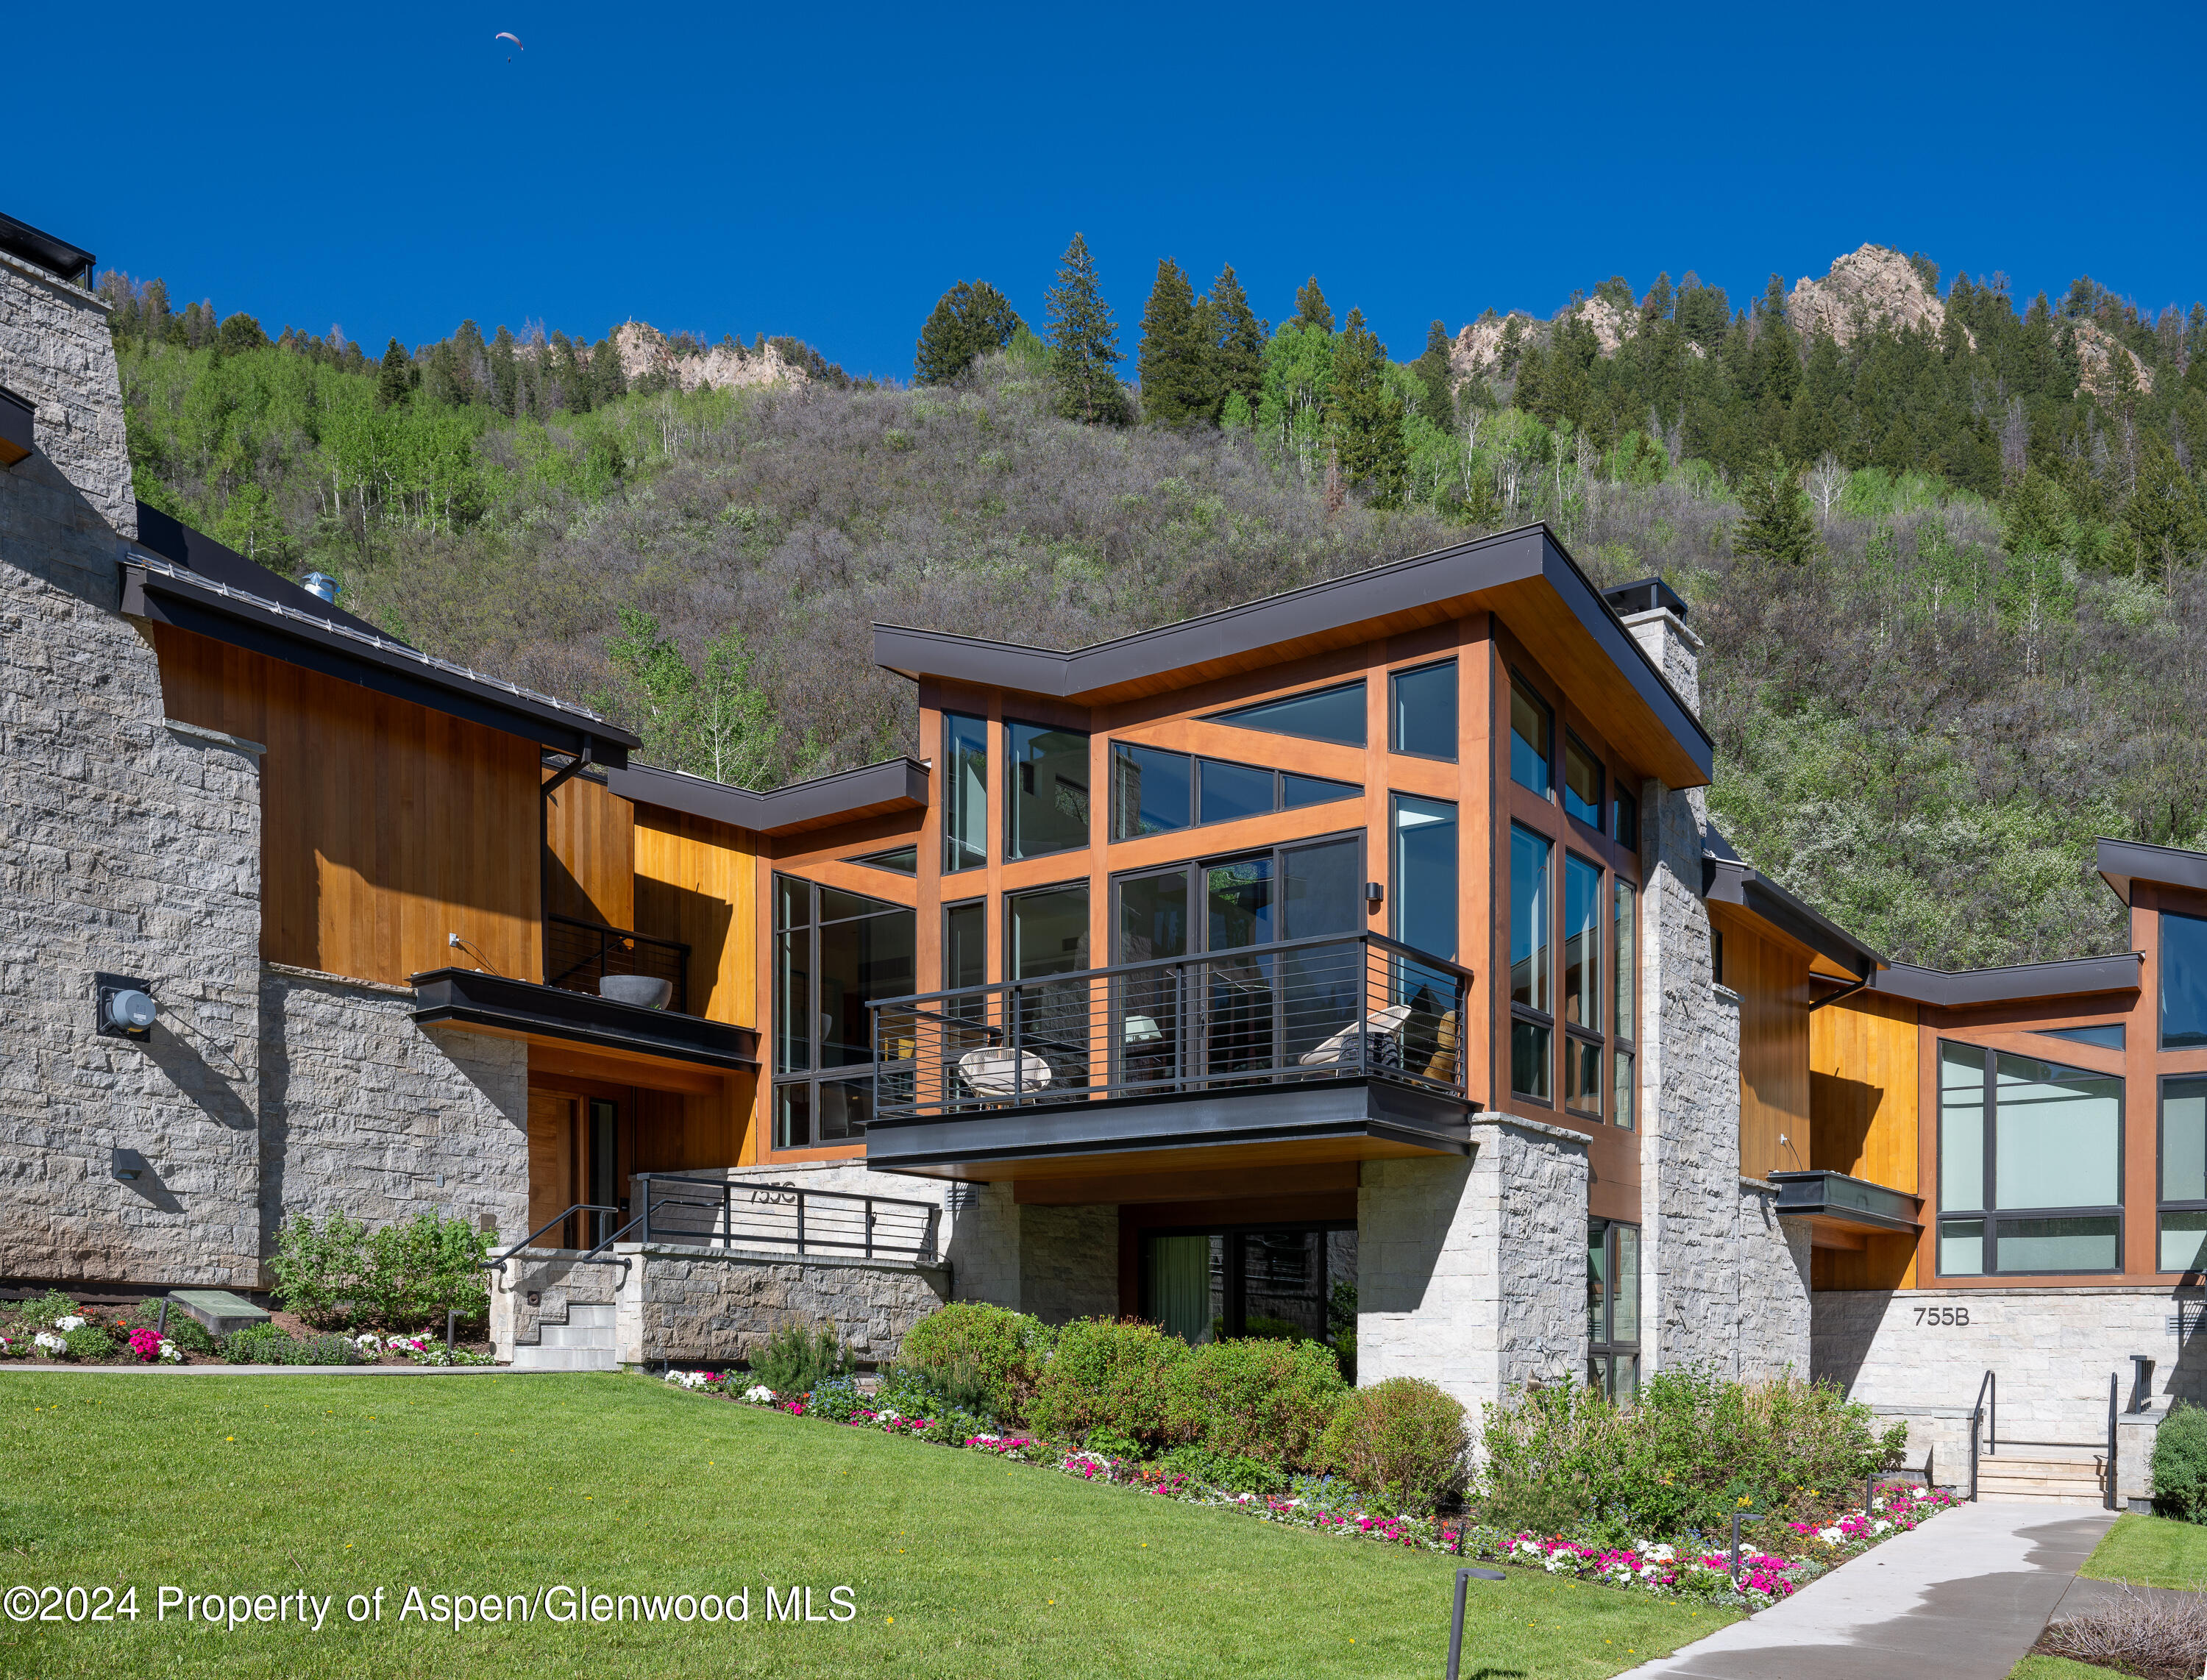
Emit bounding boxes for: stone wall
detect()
[490,1251,628,1355]
[628,1247,950,1365]
[1737,1184,1813,1381]
[1358,1115,1589,1414]
[1,257,271,1287]
[260,966,530,1255]
[1017,1203,1120,1323]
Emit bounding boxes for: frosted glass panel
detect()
[1938,1219,1983,1275]
[1938,1043,1986,1211]
[1996,1216,2117,1273]
[2164,1081,2207,1203]
[2161,1212,2207,1274]
[1994,1053,2119,1209]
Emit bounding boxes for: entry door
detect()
[526,1089,622,1250]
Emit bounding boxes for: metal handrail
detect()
[485,1204,620,1272]
[634,1173,942,1263]
[1970,1369,2119,1510]
[545,912,692,1013]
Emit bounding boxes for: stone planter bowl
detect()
[599,975,673,1010]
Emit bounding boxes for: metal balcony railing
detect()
[868,932,1470,1122]
[545,913,691,1015]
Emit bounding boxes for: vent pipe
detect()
[302,572,339,605]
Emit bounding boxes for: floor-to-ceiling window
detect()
[1588,1218,1641,1401]
[1142,1223,1357,1356]
[1936,1042,2122,1275]
[772,877,915,1147]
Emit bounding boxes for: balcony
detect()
[544,912,690,1015]
[411,967,755,1072]
[864,933,1475,1178]
[1768,1170,1922,1250]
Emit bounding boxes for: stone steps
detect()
[1978,1453,2108,1504]
[512,1299,617,1371]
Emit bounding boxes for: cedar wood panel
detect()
[151,622,541,986]
[1809,988,1921,1290]
[1712,905,1813,1184]
[543,770,635,930]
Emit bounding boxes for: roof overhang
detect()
[864,1077,1473,1183]
[2097,836,2207,905]
[1767,1170,1922,1251]
[1869,953,2143,1008]
[0,210,96,288]
[1705,855,1883,981]
[124,558,636,763]
[605,758,928,837]
[411,969,756,1072]
[872,524,1713,789]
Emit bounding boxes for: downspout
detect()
[1808,966,1876,1013]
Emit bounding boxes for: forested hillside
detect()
[93,241,2207,971]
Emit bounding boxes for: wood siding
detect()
[1810,988,1920,1192]
[633,807,757,1027]
[152,622,541,985]
[543,770,634,931]
[1713,905,1813,1183]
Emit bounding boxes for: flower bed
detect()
[662,1368,1959,1610]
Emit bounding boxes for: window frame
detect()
[1201,677,1368,747]
[1933,1039,2126,1278]
[2159,1073,2207,1276]
[1004,716,1092,862]
[771,874,916,1152]
[1387,657,1459,763]
[1106,738,1360,842]
[942,711,989,875]
[1588,1217,1641,1403]
[2163,909,2207,1050]
[1613,878,1638,1131]
[1509,821,1554,1106]
[1562,731,1605,833]
[1507,670,1554,798]
[1560,850,1604,1119]
[1137,1219,1358,1347]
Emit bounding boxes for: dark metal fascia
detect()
[1765,1170,1924,1234]
[123,563,636,763]
[871,524,1713,780]
[1871,952,2144,1008]
[409,968,757,1070]
[1704,855,1882,982]
[603,757,928,835]
[2097,836,2207,906]
[0,210,96,285]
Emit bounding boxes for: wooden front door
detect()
[527,1088,623,1250]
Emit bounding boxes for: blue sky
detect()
[15,2,2206,380]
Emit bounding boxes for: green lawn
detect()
[0,1372,1734,1679]
[2008,1658,2108,1679]
[2078,1511,2207,1590]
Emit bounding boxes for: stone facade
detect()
[0,251,135,538]
[1015,1203,1120,1323]
[259,967,530,1254]
[625,1247,950,1365]
[1357,1114,1590,1413]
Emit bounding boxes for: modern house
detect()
[0,211,2189,1502]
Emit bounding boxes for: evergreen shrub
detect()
[1162,1336,1346,1469]
[1026,1318,1187,1448]
[750,1323,853,1395]
[2153,1401,2207,1523]
[61,1327,117,1364]
[1318,1378,1469,1516]
[897,1303,1054,1422]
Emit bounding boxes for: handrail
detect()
[544,912,692,1014]
[1969,1370,1994,1501]
[633,1172,942,1263]
[485,1204,620,1272]
[1969,1369,2120,1510]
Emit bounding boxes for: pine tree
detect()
[1293,277,1334,334]
[591,335,628,406]
[914,281,1024,385]
[1206,266,1266,424]
[375,338,413,408]
[1411,321,1455,429]
[1137,259,1212,426]
[1734,448,1819,564]
[1045,233,1123,424]
[1327,308,1407,507]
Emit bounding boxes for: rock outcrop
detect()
[2064,318,2156,400]
[1449,312,1541,381]
[612,321,810,394]
[1787,245,1966,346]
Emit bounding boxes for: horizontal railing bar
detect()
[1991,1438,2108,1450]
[632,1174,941,1215]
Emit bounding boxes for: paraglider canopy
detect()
[494,31,524,49]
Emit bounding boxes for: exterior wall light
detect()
[112,1147,149,1182]
[95,973,157,1041]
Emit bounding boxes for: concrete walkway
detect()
[1613,1501,2118,1680]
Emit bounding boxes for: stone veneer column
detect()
[1357,1114,1589,1414]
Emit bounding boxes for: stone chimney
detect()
[0,215,135,541]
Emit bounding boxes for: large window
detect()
[1936,1042,2122,1275]
[772,878,915,1148]
[1109,741,1357,840]
[1142,1224,1357,1349]
[1007,883,1092,1091]
[1613,880,1638,1131]
[1588,1219,1641,1403]
[1390,660,1457,760]
[1510,823,1552,1100]
[944,713,988,873]
[1562,854,1602,1116]
[2164,911,2207,1049]
[1393,795,1458,962]
[1206,680,1367,747]
[1563,734,1604,830]
[2161,1078,2207,1273]
[1509,677,1552,797]
[1007,722,1090,859]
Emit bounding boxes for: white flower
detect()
[1638,1542,1675,1562]
[1871,1519,1891,1535]
[156,1339,182,1363]
[1816,1526,1846,1544]
[742,1384,776,1403]
[54,1315,85,1332]
[34,1331,66,1353]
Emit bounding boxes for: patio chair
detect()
[1297,1003,1412,1071]
[956,1045,1053,1100]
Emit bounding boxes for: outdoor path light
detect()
[1445,1565,1506,1680]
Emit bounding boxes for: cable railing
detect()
[868,931,1471,1122]
[545,913,691,1014]
[633,1173,942,1263]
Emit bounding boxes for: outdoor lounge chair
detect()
[956,1045,1053,1099]
[1297,1003,1412,1070]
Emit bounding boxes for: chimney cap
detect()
[0,210,96,288]
[302,572,340,604]
[1603,576,1688,620]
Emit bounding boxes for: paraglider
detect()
[494,31,523,59]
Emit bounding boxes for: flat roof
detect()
[1867,953,2144,1008]
[1704,850,1883,981]
[605,757,928,837]
[2097,836,2207,905]
[873,524,1713,788]
[0,210,96,285]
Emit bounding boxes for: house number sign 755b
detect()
[1913,1306,1971,1326]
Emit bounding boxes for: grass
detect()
[0,1372,1734,1678]
[2007,1659,2111,1679]
[2078,1512,2207,1590]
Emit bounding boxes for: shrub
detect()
[2154,1400,2207,1523]
[62,1327,117,1364]
[749,1323,853,1395]
[1162,1337,1346,1469]
[898,1303,1055,1423]
[269,1211,371,1328]
[2041,1581,2207,1673]
[160,1312,216,1355]
[1319,1378,1470,1516]
[224,1323,292,1364]
[1159,1444,1287,1496]
[1476,1367,1902,1538]
[1027,1318,1187,1448]
[269,1210,491,1332]
[15,1290,82,1328]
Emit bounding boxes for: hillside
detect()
[95,246,2207,970]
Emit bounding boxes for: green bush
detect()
[16,1290,82,1328]
[269,1210,491,1332]
[2153,1400,2207,1523]
[1476,1367,1902,1537]
[1162,1337,1346,1469]
[160,1312,216,1354]
[749,1323,853,1395]
[61,1327,117,1364]
[1027,1318,1187,1448]
[1158,1444,1287,1496]
[897,1303,1055,1423]
[223,1323,294,1364]
[1319,1378,1471,1516]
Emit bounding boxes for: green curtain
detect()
[1146,1236,1212,1345]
